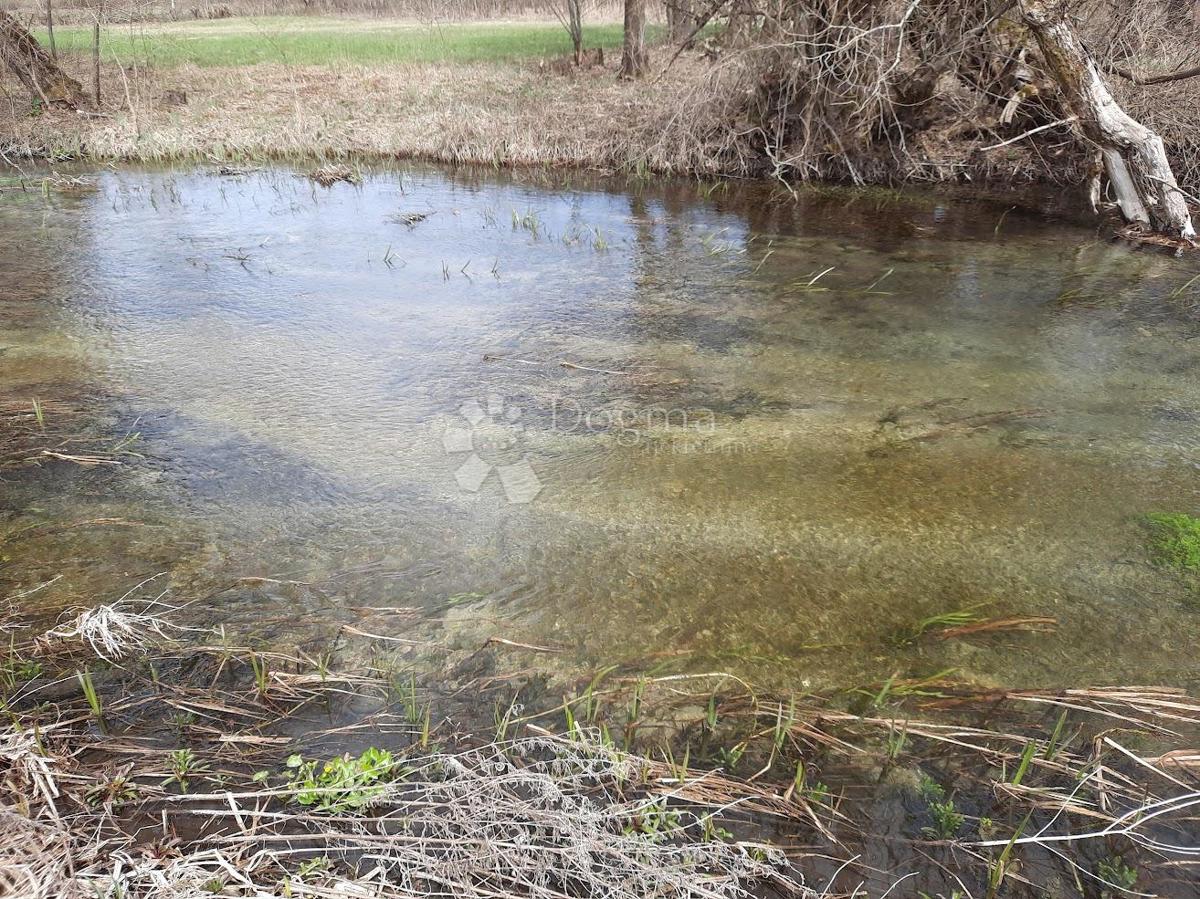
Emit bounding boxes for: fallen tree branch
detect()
[978,117,1077,151]
[1111,64,1200,86]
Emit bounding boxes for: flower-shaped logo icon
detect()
[439,395,543,504]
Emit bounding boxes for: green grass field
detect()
[35,17,659,67]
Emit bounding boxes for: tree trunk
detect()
[1018,0,1195,239]
[45,0,55,60]
[620,0,648,79]
[0,9,85,107]
[92,18,100,106]
[568,0,582,66]
[667,0,694,44]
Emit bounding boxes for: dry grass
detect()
[0,52,731,173]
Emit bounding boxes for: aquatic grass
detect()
[1008,743,1035,789]
[788,266,835,293]
[992,207,1015,237]
[857,267,894,294]
[985,811,1032,899]
[895,607,985,645]
[856,669,958,708]
[76,668,104,731]
[1167,273,1200,303]
[1145,512,1200,571]
[1043,709,1070,760]
[248,651,270,697]
[511,207,542,238]
[308,163,360,187]
[109,430,143,457]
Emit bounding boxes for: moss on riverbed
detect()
[1146,512,1200,572]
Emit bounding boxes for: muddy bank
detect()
[4,601,1200,898]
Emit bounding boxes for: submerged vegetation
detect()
[1145,512,1200,571]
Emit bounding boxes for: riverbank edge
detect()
[0,47,1107,199]
[0,54,739,173]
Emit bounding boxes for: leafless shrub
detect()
[652,0,1200,195]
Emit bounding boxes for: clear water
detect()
[3,166,1200,692]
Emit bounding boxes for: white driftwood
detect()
[1019,0,1195,239]
[1101,147,1151,226]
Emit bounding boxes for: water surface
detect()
[3,166,1200,692]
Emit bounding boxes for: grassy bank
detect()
[32,17,653,67]
[0,52,721,173]
[0,13,708,171]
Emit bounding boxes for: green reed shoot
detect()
[900,607,983,644]
[885,719,908,762]
[661,741,690,783]
[31,398,44,431]
[1044,709,1069,760]
[1010,740,1037,786]
[986,811,1032,899]
[627,676,646,725]
[419,703,432,749]
[493,694,518,743]
[402,673,421,725]
[581,665,615,724]
[622,675,647,750]
[774,695,796,752]
[792,759,806,796]
[76,669,104,730]
[248,652,269,697]
[563,698,578,738]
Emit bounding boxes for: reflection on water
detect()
[3,166,1200,691]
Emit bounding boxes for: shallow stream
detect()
[3,166,1200,693]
